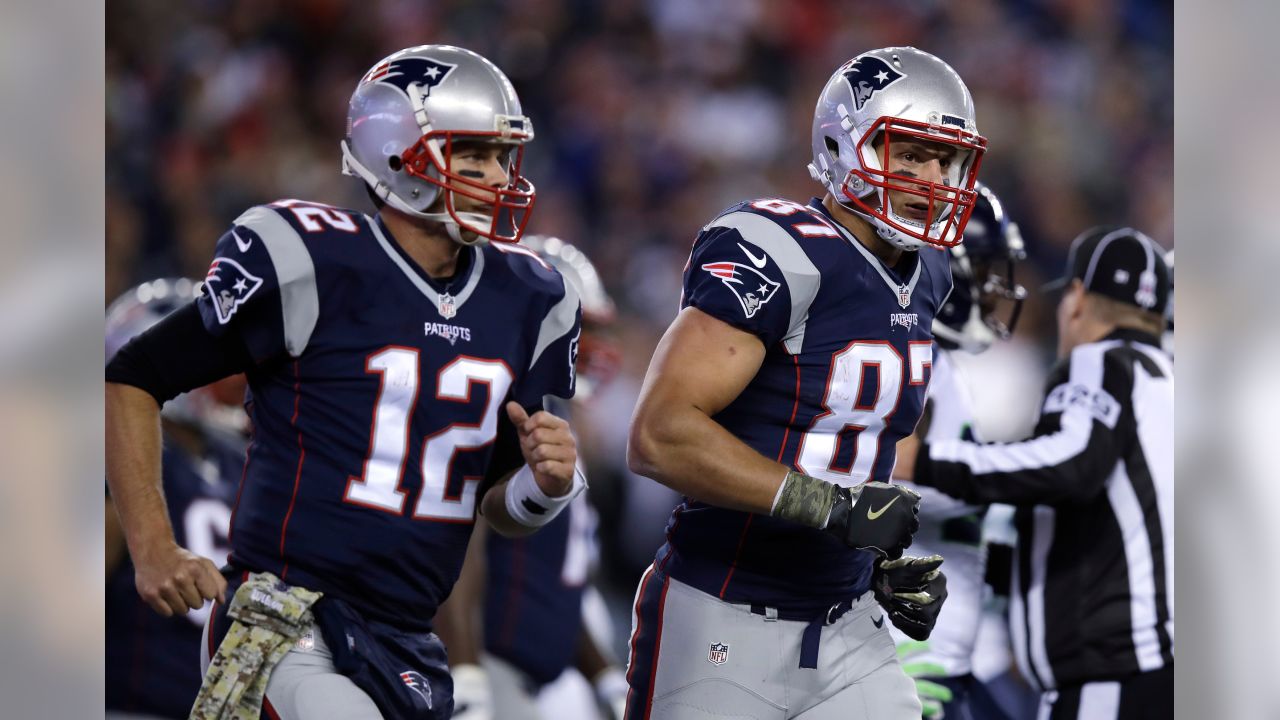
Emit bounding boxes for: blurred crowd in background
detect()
[106,0,1172,657]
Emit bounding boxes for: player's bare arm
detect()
[631,306,920,557]
[105,382,226,616]
[628,305,781,512]
[481,402,578,538]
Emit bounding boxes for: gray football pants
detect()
[625,569,921,719]
[200,618,385,719]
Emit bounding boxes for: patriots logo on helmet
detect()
[701,261,781,319]
[365,57,457,100]
[400,670,434,708]
[204,256,263,325]
[842,56,905,111]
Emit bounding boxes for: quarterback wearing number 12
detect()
[105,45,582,719]
[626,47,987,719]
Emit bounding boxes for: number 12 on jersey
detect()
[344,348,514,522]
[796,340,932,484]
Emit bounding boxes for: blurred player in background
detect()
[891,183,1027,719]
[105,278,249,719]
[105,45,583,720]
[626,47,986,719]
[440,235,629,720]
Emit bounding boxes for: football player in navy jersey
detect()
[625,47,987,719]
[105,278,250,719]
[889,182,1028,719]
[105,46,583,720]
[437,235,629,720]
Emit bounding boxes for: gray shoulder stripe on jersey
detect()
[530,276,581,370]
[233,206,319,357]
[709,211,821,352]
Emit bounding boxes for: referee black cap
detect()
[1043,226,1170,315]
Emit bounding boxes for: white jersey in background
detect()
[892,347,985,677]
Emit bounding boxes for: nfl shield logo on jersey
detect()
[897,283,912,309]
[400,670,434,708]
[707,642,729,666]
[437,292,457,319]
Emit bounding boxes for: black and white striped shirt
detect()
[914,328,1173,690]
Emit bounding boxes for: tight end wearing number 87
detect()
[625,45,980,719]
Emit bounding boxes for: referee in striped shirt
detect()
[900,227,1173,719]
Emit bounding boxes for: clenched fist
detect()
[134,541,226,617]
[506,401,577,497]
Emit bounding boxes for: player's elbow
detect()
[627,405,676,480]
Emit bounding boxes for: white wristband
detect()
[504,463,585,528]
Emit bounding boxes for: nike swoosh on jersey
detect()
[867,496,900,520]
[872,615,884,629]
[233,228,252,253]
[737,242,768,269]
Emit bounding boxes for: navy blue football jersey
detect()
[194,199,581,631]
[106,432,244,717]
[655,197,952,614]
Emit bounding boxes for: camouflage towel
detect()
[189,572,323,720]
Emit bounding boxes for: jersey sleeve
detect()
[194,206,320,362]
[514,275,582,404]
[680,215,820,349]
[914,344,1130,506]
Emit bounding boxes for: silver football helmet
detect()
[341,45,536,245]
[106,278,249,436]
[808,47,987,250]
[521,235,620,399]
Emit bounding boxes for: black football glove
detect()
[825,482,920,560]
[872,554,948,641]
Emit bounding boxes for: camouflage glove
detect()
[873,554,948,641]
[190,573,322,720]
[772,473,920,559]
[896,640,954,719]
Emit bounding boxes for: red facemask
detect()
[840,116,988,248]
[400,129,537,243]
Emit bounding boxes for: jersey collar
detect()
[369,215,486,318]
[807,198,923,307]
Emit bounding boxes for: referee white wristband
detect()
[504,463,585,528]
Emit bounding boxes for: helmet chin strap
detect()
[341,140,490,246]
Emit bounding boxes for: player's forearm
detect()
[628,401,784,515]
[480,473,538,538]
[105,382,178,558]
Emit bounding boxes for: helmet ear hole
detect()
[387,155,403,172]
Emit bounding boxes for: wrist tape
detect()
[504,463,584,528]
[771,470,842,529]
